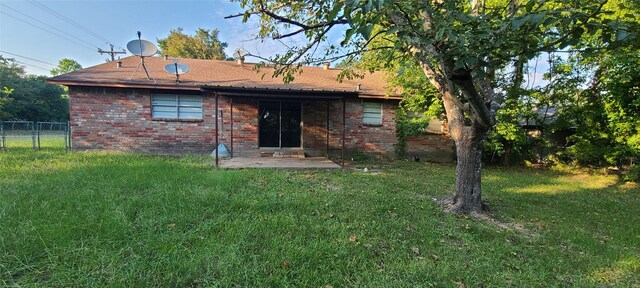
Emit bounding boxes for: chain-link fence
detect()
[0,121,70,150]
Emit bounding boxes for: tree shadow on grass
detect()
[481,169,640,286]
[2,153,638,286]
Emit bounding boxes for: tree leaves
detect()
[50,58,82,76]
[0,57,67,121]
[157,27,228,60]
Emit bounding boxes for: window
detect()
[407,110,425,120]
[363,101,382,125]
[152,94,203,119]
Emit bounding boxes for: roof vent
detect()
[323,62,330,70]
[356,83,361,91]
[164,54,169,60]
[116,60,122,68]
[233,49,246,66]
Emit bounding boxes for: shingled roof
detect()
[48,56,400,98]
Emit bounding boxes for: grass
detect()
[0,150,638,287]
[1,134,67,150]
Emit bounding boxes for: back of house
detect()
[48,56,454,162]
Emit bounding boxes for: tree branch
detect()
[246,46,394,66]
[528,0,608,55]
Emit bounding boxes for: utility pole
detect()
[98,44,126,62]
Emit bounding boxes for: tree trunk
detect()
[416,55,494,214]
[502,142,512,166]
[446,127,488,214]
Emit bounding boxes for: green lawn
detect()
[1,134,67,150]
[1,151,638,287]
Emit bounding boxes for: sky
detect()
[0,0,340,76]
[0,0,549,87]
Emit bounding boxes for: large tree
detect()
[546,48,640,169]
[157,27,228,60]
[232,0,638,213]
[50,58,82,76]
[0,56,68,121]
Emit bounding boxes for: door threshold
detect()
[259,147,303,150]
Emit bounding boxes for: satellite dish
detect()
[126,31,156,82]
[164,63,190,74]
[127,39,158,57]
[164,59,190,83]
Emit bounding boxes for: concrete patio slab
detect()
[219,157,341,169]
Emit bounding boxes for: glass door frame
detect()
[258,100,303,148]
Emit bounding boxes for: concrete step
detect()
[260,150,305,158]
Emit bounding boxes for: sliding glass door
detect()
[259,101,301,148]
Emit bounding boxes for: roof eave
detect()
[201,85,359,98]
[47,79,202,91]
[357,93,402,100]
[47,79,401,99]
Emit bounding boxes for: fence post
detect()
[67,121,71,151]
[0,121,4,149]
[31,122,36,150]
[37,122,41,150]
[65,121,69,151]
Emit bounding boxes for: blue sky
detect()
[0,0,549,87]
[0,0,339,75]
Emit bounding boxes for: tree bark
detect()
[447,126,489,214]
[416,53,492,214]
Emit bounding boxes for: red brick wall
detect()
[224,97,259,157]
[69,87,217,154]
[303,99,398,158]
[302,100,329,156]
[69,86,453,160]
[405,133,455,162]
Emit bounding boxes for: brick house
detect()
[48,56,454,161]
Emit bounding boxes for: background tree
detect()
[0,56,68,121]
[547,49,640,172]
[50,58,82,76]
[233,0,638,213]
[0,56,18,119]
[348,30,443,158]
[0,86,13,120]
[157,27,228,60]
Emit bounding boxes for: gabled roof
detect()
[48,56,400,98]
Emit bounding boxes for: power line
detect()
[26,0,124,50]
[0,50,56,67]
[0,11,96,50]
[98,44,126,62]
[13,59,51,72]
[0,3,100,50]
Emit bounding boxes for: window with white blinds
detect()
[152,94,203,119]
[362,101,382,125]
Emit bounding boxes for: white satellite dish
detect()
[126,31,156,82]
[127,39,158,57]
[164,63,190,74]
[164,60,190,83]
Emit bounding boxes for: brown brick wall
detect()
[303,99,399,159]
[69,86,453,160]
[225,97,259,157]
[405,133,455,162]
[69,87,217,155]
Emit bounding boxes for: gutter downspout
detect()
[342,97,346,168]
[326,100,329,158]
[215,92,219,167]
[230,97,234,158]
